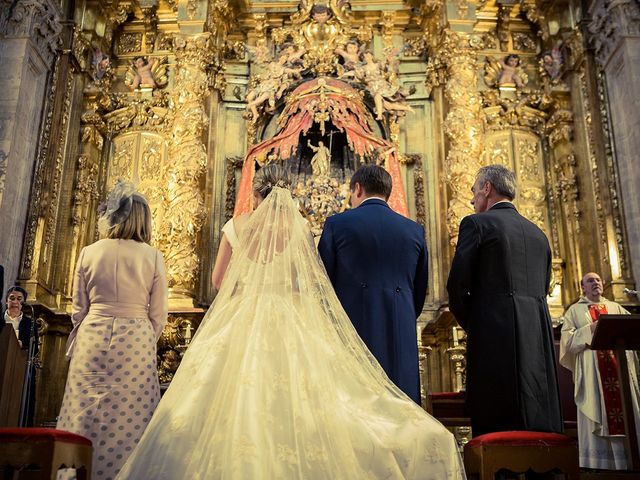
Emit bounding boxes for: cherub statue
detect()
[541,48,563,81]
[359,50,413,120]
[335,40,361,76]
[484,54,528,89]
[310,3,333,24]
[245,48,303,122]
[125,56,169,90]
[279,42,306,69]
[499,54,525,87]
[308,139,331,176]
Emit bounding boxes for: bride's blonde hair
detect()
[252,163,292,199]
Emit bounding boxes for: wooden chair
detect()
[0,428,92,480]
[464,431,579,479]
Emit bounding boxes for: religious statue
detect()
[91,47,111,81]
[484,54,528,89]
[359,50,413,120]
[245,44,304,122]
[540,48,563,81]
[280,42,306,69]
[335,39,361,77]
[308,139,331,176]
[125,56,169,90]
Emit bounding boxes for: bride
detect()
[117,164,465,479]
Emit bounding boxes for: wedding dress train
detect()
[117,187,465,479]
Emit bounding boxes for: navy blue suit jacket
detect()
[318,198,428,403]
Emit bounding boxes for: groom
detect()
[318,165,428,403]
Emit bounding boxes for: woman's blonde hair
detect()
[252,163,292,199]
[105,194,152,244]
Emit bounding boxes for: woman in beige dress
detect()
[57,182,168,480]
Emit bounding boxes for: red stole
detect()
[588,303,625,435]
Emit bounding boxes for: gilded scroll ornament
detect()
[103,94,170,135]
[118,33,143,55]
[271,1,371,77]
[512,33,537,53]
[72,155,99,227]
[482,90,548,132]
[545,109,580,232]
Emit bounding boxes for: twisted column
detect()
[429,30,484,245]
[160,33,213,302]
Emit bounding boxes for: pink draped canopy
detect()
[234,78,408,217]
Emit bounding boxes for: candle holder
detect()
[445,326,466,392]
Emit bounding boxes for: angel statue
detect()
[360,50,413,121]
[280,42,306,69]
[335,39,361,77]
[245,45,304,122]
[91,47,111,81]
[484,54,528,89]
[541,48,563,81]
[125,56,169,90]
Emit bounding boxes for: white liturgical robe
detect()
[560,297,640,469]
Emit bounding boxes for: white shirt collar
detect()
[4,310,22,338]
[360,196,387,205]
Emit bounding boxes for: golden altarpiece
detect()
[1,0,638,427]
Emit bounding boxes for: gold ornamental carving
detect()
[271,0,371,76]
[118,32,143,55]
[160,33,214,302]
[482,90,549,132]
[546,108,579,234]
[427,30,485,245]
[103,93,170,135]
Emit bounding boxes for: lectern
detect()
[0,325,27,426]
[590,314,640,470]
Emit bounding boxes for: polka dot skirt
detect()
[57,316,160,480]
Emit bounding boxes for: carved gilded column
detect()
[161,33,214,305]
[427,30,484,245]
[546,102,580,310]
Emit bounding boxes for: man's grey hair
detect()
[476,164,517,200]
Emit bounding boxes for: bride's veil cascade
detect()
[117,186,465,479]
[216,186,394,385]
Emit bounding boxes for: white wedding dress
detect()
[117,187,465,479]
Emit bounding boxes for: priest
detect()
[560,272,640,470]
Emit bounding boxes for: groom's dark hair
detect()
[350,164,392,200]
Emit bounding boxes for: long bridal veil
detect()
[117,187,465,479]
